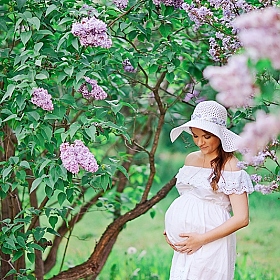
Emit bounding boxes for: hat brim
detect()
[170,119,241,152]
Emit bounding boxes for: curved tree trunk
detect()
[49,177,176,279]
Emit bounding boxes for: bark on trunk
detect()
[49,177,176,280]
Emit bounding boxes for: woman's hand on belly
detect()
[163,231,179,251]
[174,232,204,255]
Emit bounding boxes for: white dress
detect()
[165,166,254,280]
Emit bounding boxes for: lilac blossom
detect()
[236,161,248,170]
[78,77,108,100]
[182,4,213,31]
[31,88,54,111]
[156,0,183,8]
[152,0,161,5]
[71,17,112,48]
[251,174,262,183]
[122,59,137,73]
[60,140,99,174]
[73,140,99,173]
[254,181,278,194]
[60,143,80,174]
[113,0,128,9]
[238,111,280,163]
[183,90,203,103]
[233,7,280,69]
[203,54,258,107]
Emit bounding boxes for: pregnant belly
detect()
[165,195,229,244]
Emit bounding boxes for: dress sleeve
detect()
[218,170,254,195]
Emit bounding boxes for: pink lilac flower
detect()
[203,54,258,107]
[233,7,280,69]
[182,4,213,31]
[122,59,137,73]
[254,181,278,194]
[152,0,161,5]
[71,17,112,48]
[236,161,247,169]
[238,111,280,163]
[78,77,108,100]
[251,174,262,183]
[113,0,128,9]
[31,88,54,111]
[158,0,183,8]
[60,143,79,174]
[60,141,99,174]
[73,140,99,173]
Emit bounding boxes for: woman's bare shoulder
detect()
[224,156,240,171]
[184,151,202,166]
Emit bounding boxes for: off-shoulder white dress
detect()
[165,166,254,280]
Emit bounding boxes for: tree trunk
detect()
[0,125,25,277]
[49,177,176,279]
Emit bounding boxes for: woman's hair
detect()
[209,144,233,191]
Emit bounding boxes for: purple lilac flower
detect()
[78,77,108,100]
[238,111,280,163]
[80,4,97,16]
[60,143,79,174]
[71,17,112,48]
[122,59,137,73]
[159,0,183,9]
[250,174,262,183]
[73,140,99,173]
[255,181,278,194]
[60,140,99,174]
[31,88,54,111]
[236,161,248,169]
[113,0,128,9]
[182,4,213,31]
[152,0,161,5]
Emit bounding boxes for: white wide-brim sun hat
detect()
[170,101,241,152]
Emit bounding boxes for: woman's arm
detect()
[175,192,249,254]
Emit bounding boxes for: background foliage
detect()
[1,0,280,279]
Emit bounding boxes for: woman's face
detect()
[191,127,221,157]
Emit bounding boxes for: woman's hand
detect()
[163,231,178,251]
[174,232,204,254]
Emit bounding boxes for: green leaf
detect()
[1,84,15,103]
[49,216,58,229]
[12,250,24,262]
[27,111,40,122]
[30,177,43,193]
[116,165,129,179]
[36,73,49,80]
[159,24,173,38]
[27,17,40,30]
[85,125,96,141]
[57,192,66,206]
[27,252,35,263]
[20,160,30,169]
[46,4,57,16]
[16,236,26,248]
[20,31,32,45]
[33,227,45,242]
[16,0,27,9]
[3,114,17,122]
[5,237,17,250]
[166,72,174,83]
[39,159,51,174]
[29,243,44,251]
[5,269,17,277]
[3,166,13,180]
[69,123,81,138]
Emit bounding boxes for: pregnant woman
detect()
[165,101,254,280]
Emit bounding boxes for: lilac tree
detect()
[1,0,280,279]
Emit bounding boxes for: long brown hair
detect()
[209,144,233,191]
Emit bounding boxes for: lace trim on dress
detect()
[217,170,254,195]
[175,166,254,195]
